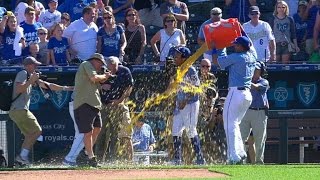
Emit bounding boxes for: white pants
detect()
[172,101,200,138]
[64,101,84,162]
[223,87,252,162]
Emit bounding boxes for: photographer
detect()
[9,56,73,166]
[95,56,134,163]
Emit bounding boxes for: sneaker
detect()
[87,156,100,167]
[62,159,77,167]
[15,155,30,166]
[194,159,206,165]
[167,159,182,166]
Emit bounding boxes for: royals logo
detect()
[298,83,317,106]
[50,91,70,109]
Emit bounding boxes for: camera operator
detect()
[9,56,73,166]
[95,56,134,163]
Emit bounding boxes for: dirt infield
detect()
[0,169,226,179]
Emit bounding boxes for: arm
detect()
[225,0,232,6]
[15,72,39,94]
[113,0,134,14]
[136,25,147,62]
[66,49,71,63]
[97,36,102,54]
[37,79,73,91]
[120,30,127,57]
[314,12,320,49]
[49,49,56,65]
[180,30,186,45]
[150,31,161,57]
[0,15,7,33]
[112,86,133,105]
[161,4,189,21]
[269,39,276,61]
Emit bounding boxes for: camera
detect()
[165,56,177,76]
[100,66,117,84]
[35,70,47,80]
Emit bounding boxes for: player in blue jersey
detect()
[211,36,257,164]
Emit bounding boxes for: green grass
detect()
[209,164,320,179]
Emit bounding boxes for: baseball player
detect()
[240,61,269,164]
[171,46,205,165]
[242,6,276,62]
[211,36,257,164]
[63,92,85,166]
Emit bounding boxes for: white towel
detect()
[13,26,24,56]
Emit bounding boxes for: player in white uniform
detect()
[211,36,257,164]
[171,46,205,165]
[242,6,276,62]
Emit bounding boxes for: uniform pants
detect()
[223,87,252,162]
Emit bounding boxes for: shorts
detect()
[276,42,290,56]
[9,109,42,135]
[74,103,102,133]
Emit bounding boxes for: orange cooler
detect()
[203,18,243,49]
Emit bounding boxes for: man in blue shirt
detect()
[58,0,96,22]
[96,56,134,163]
[171,46,205,165]
[132,118,156,165]
[211,36,257,164]
[240,61,269,164]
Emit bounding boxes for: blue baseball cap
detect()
[174,46,191,59]
[233,36,251,50]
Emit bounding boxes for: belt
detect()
[249,107,266,110]
[237,87,248,90]
[277,42,288,47]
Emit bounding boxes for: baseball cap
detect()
[23,56,42,65]
[211,7,222,15]
[106,56,120,65]
[298,1,308,6]
[249,6,260,14]
[174,46,192,59]
[232,36,251,50]
[48,0,58,3]
[88,53,107,65]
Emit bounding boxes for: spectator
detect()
[63,6,98,61]
[150,14,185,65]
[224,0,256,24]
[96,56,134,163]
[132,118,156,165]
[124,8,146,65]
[134,0,162,27]
[243,6,276,62]
[38,0,61,30]
[20,6,42,56]
[303,0,320,56]
[197,7,226,62]
[293,1,308,53]
[313,7,320,51]
[269,1,299,63]
[284,0,299,17]
[97,10,127,59]
[109,0,134,23]
[0,14,25,65]
[9,56,73,166]
[15,0,45,24]
[37,27,48,65]
[48,23,70,66]
[240,61,269,164]
[160,0,189,34]
[58,0,96,22]
[73,53,112,167]
[60,12,70,27]
[28,42,40,59]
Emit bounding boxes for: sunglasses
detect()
[127,14,136,17]
[201,65,210,68]
[38,32,47,35]
[250,13,259,15]
[277,6,286,9]
[104,16,112,20]
[211,13,221,16]
[166,20,175,23]
[61,16,70,21]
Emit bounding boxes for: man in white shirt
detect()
[63,6,98,61]
[243,6,276,62]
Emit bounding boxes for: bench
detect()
[266,118,320,163]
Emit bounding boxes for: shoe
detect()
[62,159,77,167]
[87,156,100,167]
[194,159,206,165]
[15,155,30,166]
[167,159,182,166]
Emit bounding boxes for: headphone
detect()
[256,61,267,77]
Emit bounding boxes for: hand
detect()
[148,145,154,152]
[29,72,40,84]
[119,49,125,58]
[270,53,276,61]
[295,45,300,53]
[2,15,8,22]
[178,100,187,110]
[101,84,111,91]
[113,8,120,14]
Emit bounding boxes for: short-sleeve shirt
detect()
[250,77,269,108]
[101,65,134,104]
[293,13,307,44]
[73,61,102,110]
[217,51,256,88]
[38,9,62,29]
[176,66,200,104]
[132,123,156,151]
[11,70,31,110]
[1,28,21,63]
[47,37,69,65]
[97,25,124,57]
[160,1,188,33]
[243,20,275,61]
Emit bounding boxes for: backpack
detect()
[0,70,28,111]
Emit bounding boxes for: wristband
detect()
[62,86,67,91]
[211,48,217,55]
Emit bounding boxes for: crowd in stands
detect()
[0,0,319,66]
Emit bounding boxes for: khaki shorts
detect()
[9,109,42,135]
